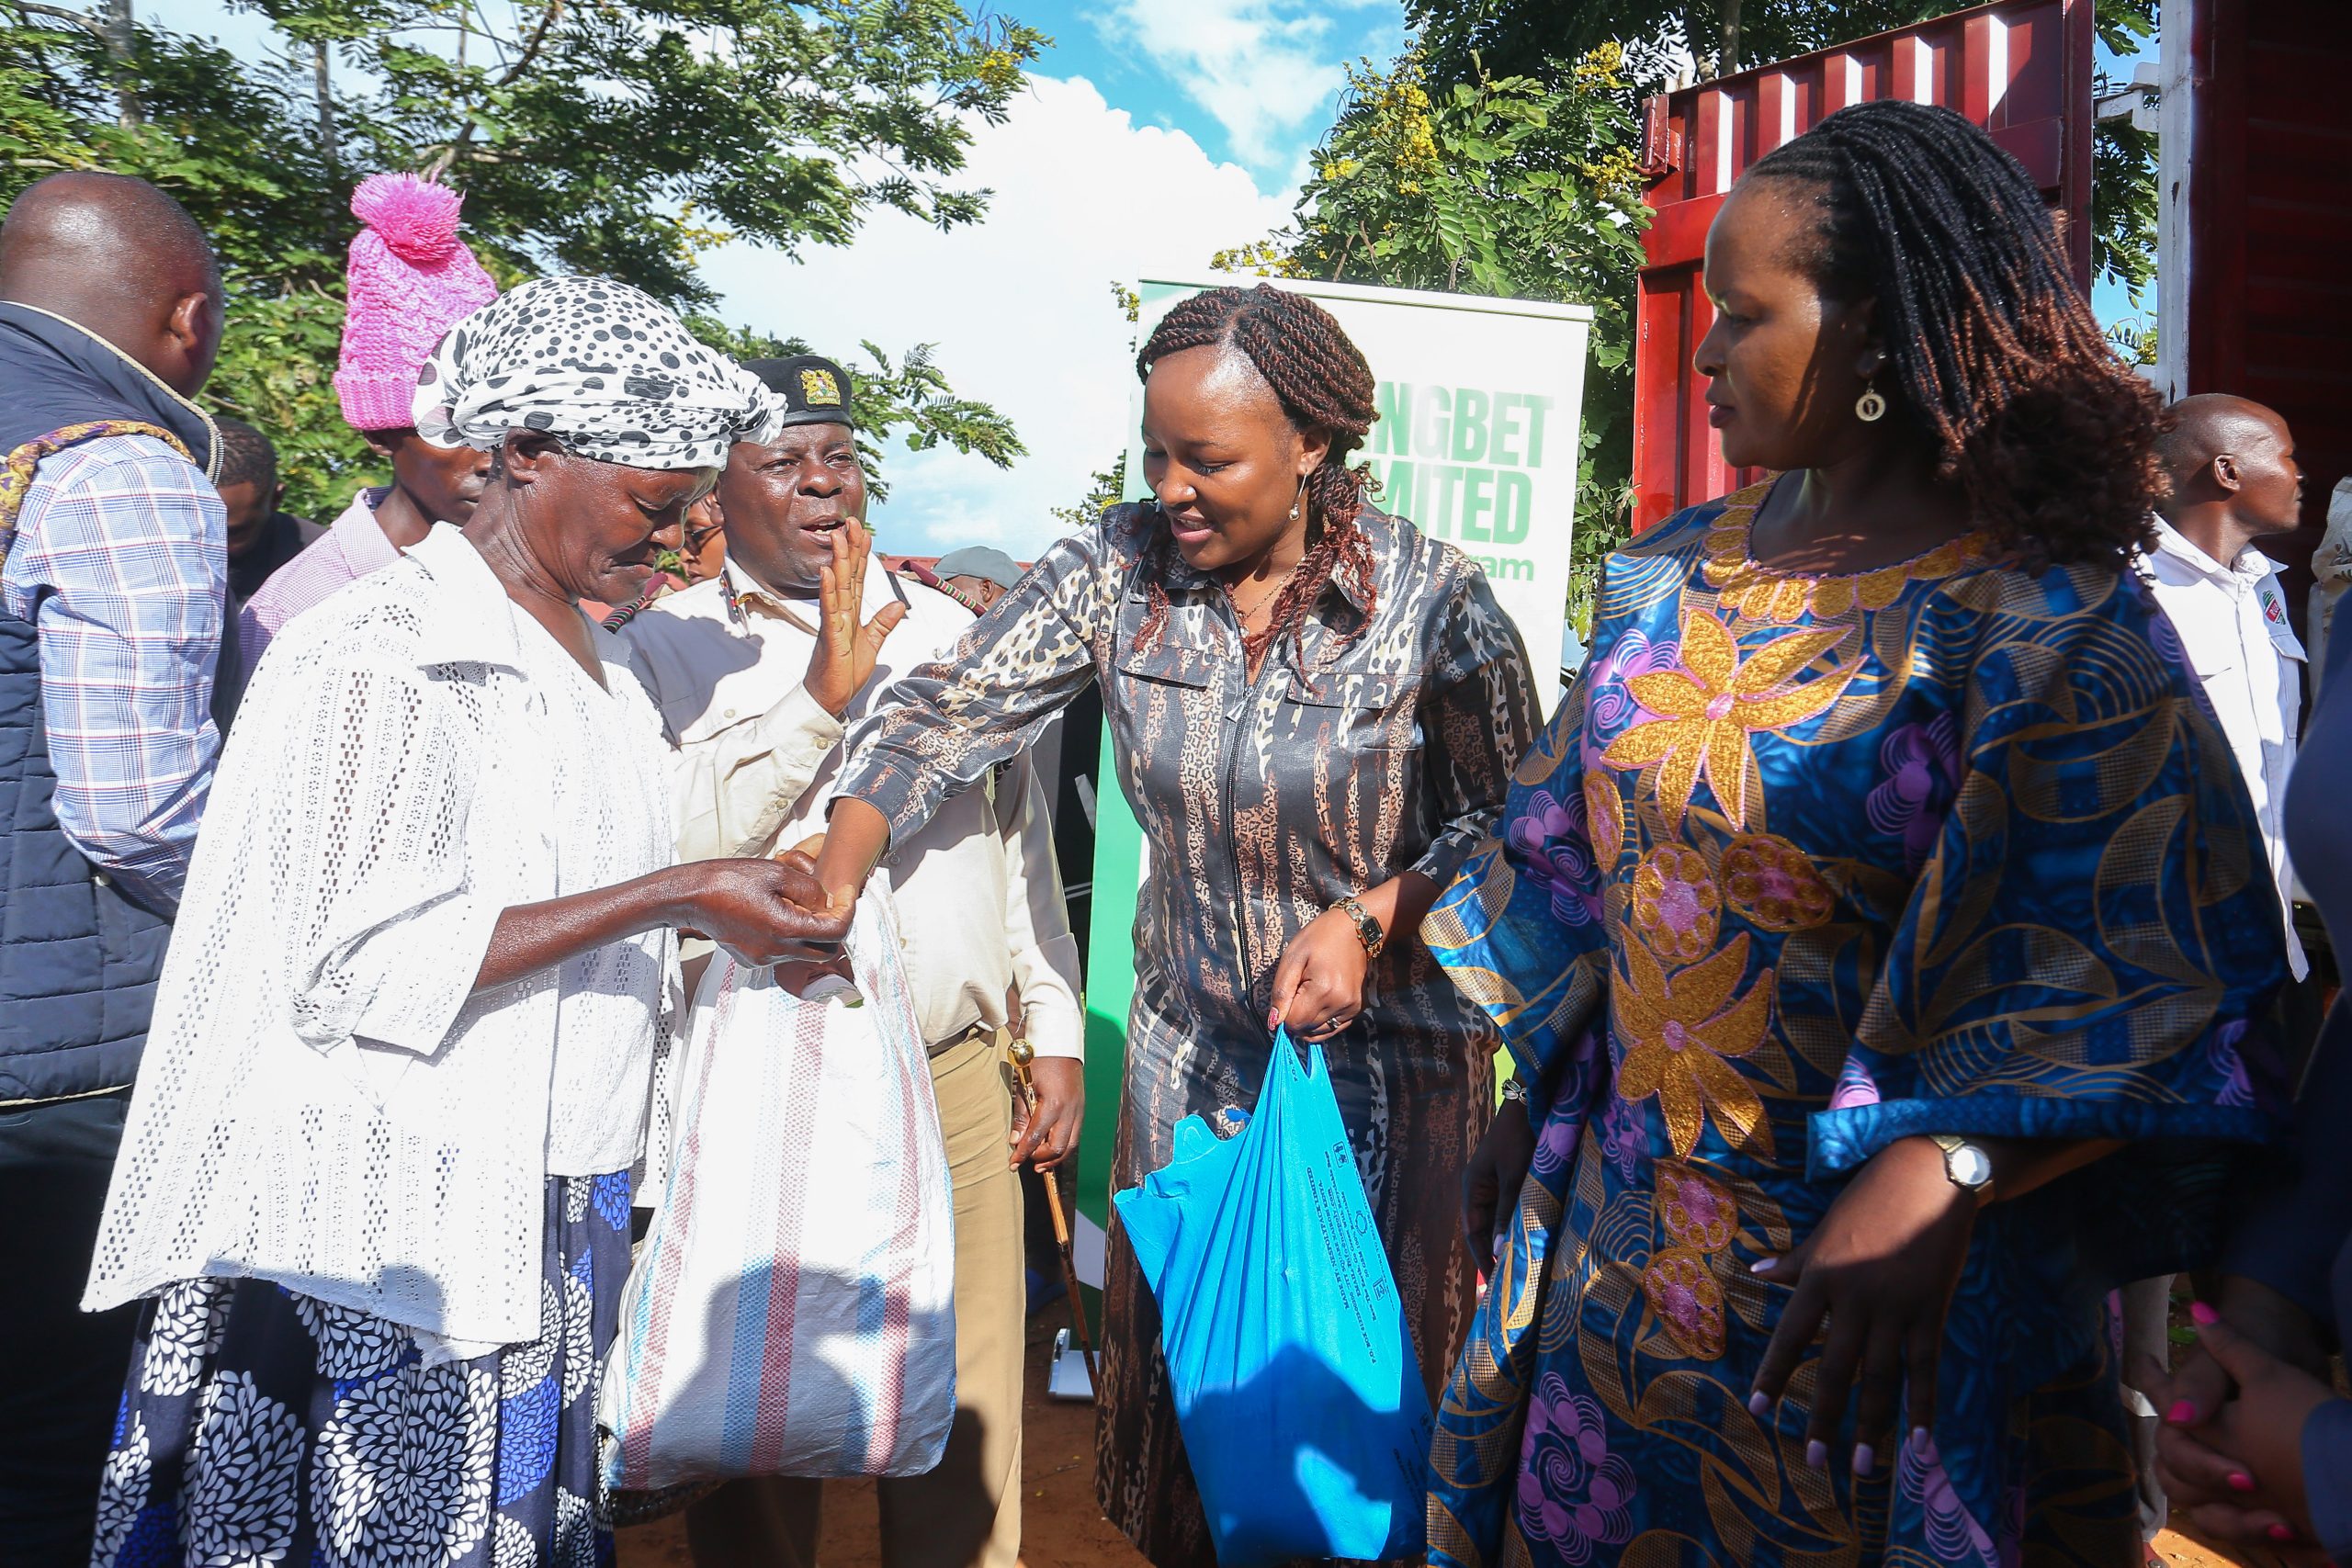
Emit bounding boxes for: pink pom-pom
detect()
[350,172,465,265]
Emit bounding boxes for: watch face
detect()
[1949,1143,1994,1189]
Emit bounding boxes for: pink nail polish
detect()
[2228,1472,2256,1493]
[1747,1392,1770,1418]
[2190,1300,2219,1325]
[2166,1399,2198,1425]
[1805,1439,1828,1470]
[1850,1443,1875,1477]
[2269,1525,2297,1543]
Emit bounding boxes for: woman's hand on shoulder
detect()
[1747,1134,1978,1480]
[669,852,853,967]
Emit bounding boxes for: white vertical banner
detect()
[1127,277,1593,713]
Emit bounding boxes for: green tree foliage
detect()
[2,0,1036,515]
[1407,0,2160,300]
[682,318,1023,507]
[1218,47,1648,624]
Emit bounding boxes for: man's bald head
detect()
[2156,393,2304,556]
[0,172,222,398]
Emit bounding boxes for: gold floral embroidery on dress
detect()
[1721,833,1836,932]
[1631,843,1720,963]
[1701,479,1996,626]
[1600,608,1853,829]
[1582,767,1624,866]
[1613,931,1775,1159]
[1641,1248,1726,1359]
[1656,1162,1738,1252]
[1643,1162,1742,1359]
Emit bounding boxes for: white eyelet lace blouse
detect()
[83,525,676,1356]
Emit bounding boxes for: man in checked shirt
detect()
[0,173,228,1566]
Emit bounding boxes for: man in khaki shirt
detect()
[618,355,1082,1568]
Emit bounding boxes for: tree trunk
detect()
[1721,0,1743,76]
[103,0,141,126]
[313,37,337,167]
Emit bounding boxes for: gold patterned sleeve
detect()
[835,514,1121,842]
[1408,569,1542,887]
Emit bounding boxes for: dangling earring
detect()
[1855,379,1887,423]
[1288,473,1306,523]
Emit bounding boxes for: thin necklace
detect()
[1226,563,1298,622]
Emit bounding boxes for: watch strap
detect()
[1336,894,1385,959]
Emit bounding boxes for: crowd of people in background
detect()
[1,94,2348,1568]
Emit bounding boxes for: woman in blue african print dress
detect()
[1423,103,2292,1567]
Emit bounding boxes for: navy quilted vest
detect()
[0,303,220,1104]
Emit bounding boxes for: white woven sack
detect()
[600,878,956,1490]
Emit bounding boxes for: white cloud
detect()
[1084,0,1385,172]
[697,74,1295,560]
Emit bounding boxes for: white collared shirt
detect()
[87,525,678,1353]
[617,566,1082,1057]
[2138,518,2307,977]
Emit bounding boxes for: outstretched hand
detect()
[804,519,906,716]
[677,851,852,969]
[1747,1135,1977,1479]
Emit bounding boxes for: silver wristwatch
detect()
[1930,1134,1995,1201]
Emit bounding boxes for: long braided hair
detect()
[1747,100,2164,566]
[1134,285,1380,661]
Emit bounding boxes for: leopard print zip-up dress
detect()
[839,501,1538,1568]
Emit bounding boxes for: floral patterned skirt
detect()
[91,1172,631,1568]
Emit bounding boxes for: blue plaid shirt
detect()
[0,432,223,913]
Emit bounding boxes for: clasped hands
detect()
[2137,1277,2339,1558]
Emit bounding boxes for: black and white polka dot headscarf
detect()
[412,275,786,470]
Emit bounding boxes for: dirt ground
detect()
[617,1312,2256,1568]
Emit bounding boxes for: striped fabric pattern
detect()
[601,879,957,1491]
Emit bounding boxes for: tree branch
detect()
[424,0,560,180]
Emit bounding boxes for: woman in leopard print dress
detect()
[825,285,1539,1568]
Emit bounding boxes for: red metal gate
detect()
[1630,0,2096,529]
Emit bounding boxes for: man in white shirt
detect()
[617,355,1082,1568]
[2141,394,2309,979]
[2124,392,2309,1540]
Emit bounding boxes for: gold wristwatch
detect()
[1335,894,1385,959]
[1930,1134,1995,1202]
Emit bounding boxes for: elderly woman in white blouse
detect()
[80,277,855,1568]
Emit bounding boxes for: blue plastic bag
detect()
[1114,1030,1433,1565]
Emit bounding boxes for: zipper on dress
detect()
[1215,606,1278,1006]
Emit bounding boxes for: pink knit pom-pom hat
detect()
[334,172,499,433]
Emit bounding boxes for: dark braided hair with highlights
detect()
[1746,100,2165,566]
[1134,285,1380,661]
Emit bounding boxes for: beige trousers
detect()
[685,1033,1026,1568]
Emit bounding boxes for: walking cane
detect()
[1008,1039,1100,1390]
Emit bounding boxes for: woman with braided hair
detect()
[819,282,1538,1565]
[1424,100,2290,1565]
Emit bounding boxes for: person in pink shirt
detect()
[237,172,497,671]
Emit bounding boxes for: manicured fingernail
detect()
[1748,1392,1770,1417]
[2166,1399,2199,1425]
[2228,1472,2256,1493]
[1750,1257,1775,1274]
[1851,1443,1874,1477]
[1805,1439,1828,1471]
[2191,1300,2219,1325]
[2269,1525,2297,1543]
[1909,1426,1931,1458]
